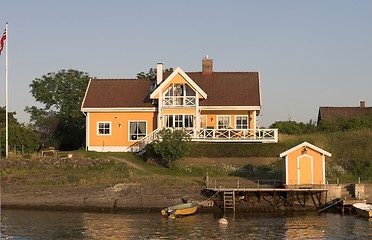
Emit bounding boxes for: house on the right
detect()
[279,142,332,188]
[317,101,372,124]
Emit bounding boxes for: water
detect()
[1,209,371,239]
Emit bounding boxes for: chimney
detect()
[202,56,213,74]
[156,63,163,85]
[360,100,366,108]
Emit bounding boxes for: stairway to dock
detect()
[222,191,235,212]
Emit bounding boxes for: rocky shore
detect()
[1,182,206,213]
[0,156,209,213]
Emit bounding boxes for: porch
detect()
[129,128,278,152]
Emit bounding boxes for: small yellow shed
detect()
[279,142,332,188]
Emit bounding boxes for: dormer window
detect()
[163,83,196,107]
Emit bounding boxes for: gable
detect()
[150,67,207,100]
[279,142,332,158]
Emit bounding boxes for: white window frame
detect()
[97,122,112,136]
[163,83,196,107]
[235,115,249,129]
[163,114,195,129]
[217,115,231,129]
[128,120,147,141]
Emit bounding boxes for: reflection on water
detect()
[1,209,372,239]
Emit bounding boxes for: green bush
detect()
[270,120,317,135]
[318,113,372,132]
[150,128,191,166]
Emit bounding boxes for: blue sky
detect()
[1,0,371,127]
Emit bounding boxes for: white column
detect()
[157,91,162,129]
[195,94,200,138]
[86,112,90,150]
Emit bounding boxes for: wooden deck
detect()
[205,187,329,212]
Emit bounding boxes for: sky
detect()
[1,0,372,127]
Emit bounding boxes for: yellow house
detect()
[81,57,278,152]
[279,142,332,188]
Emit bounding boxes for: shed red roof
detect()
[82,72,260,109]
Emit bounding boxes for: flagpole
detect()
[5,22,8,158]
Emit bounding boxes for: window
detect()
[163,83,196,107]
[98,122,111,135]
[184,115,194,128]
[163,114,194,129]
[129,121,147,141]
[236,116,249,129]
[164,115,173,128]
[175,115,183,128]
[217,116,231,129]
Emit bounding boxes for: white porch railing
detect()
[162,96,196,107]
[128,128,278,152]
[194,128,278,142]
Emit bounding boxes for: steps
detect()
[341,184,354,199]
[222,191,235,212]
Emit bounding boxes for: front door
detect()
[298,155,313,185]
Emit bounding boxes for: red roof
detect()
[187,72,260,106]
[82,78,153,108]
[318,107,372,122]
[82,72,260,109]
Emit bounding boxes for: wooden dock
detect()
[205,187,329,212]
[340,198,367,214]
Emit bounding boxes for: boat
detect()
[161,202,199,217]
[352,203,372,218]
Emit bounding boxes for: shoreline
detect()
[1,184,207,213]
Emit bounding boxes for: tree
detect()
[0,107,18,127]
[26,69,90,150]
[269,120,317,135]
[137,67,174,79]
[151,128,191,167]
[0,107,39,156]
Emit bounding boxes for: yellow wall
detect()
[88,112,156,147]
[161,109,197,115]
[286,147,324,185]
[166,73,188,84]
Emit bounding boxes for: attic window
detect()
[163,84,196,107]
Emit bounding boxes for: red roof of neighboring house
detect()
[81,72,260,109]
[318,106,372,122]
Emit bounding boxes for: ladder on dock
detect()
[223,191,235,212]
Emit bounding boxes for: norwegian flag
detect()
[0,26,6,55]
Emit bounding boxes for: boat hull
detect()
[353,203,372,218]
[161,203,198,217]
